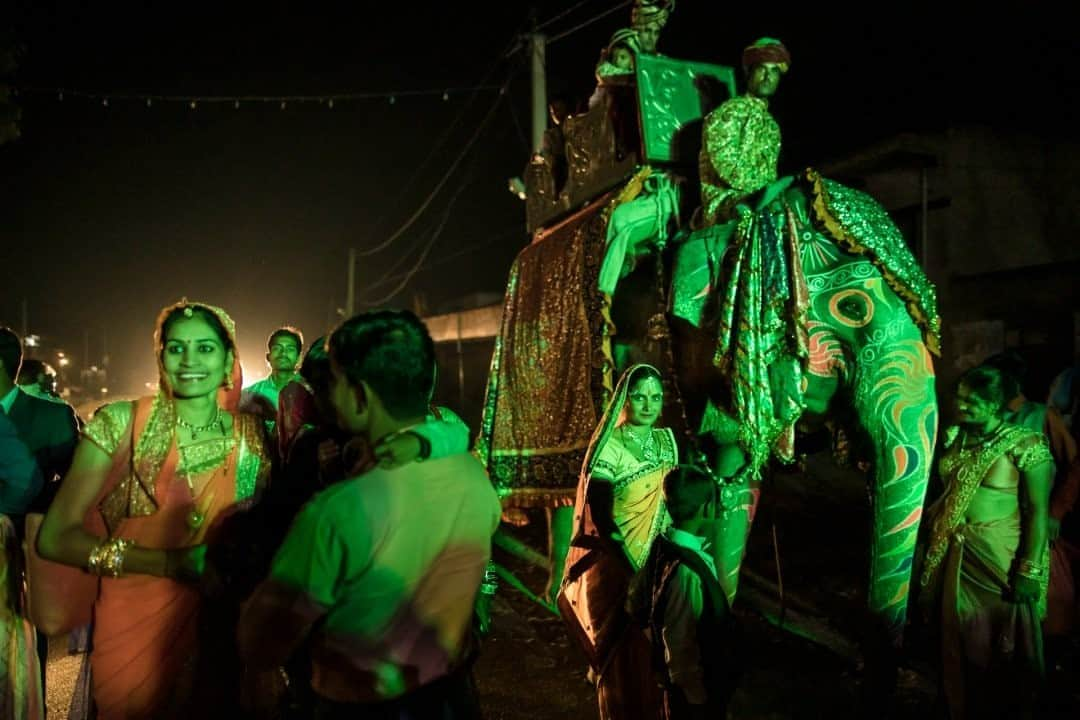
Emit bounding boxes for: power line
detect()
[366,225,524,292]
[547,0,632,45]
[358,28,528,252]
[535,0,600,32]
[360,159,480,308]
[352,61,517,259]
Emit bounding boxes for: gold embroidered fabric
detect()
[82,402,134,455]
[177,437,234,478]
[475,196,615,507]
[1015,440,1053,473]
[235,413,269,500]
[920,423,1044,586]
[699,95,780,226]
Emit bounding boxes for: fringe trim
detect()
[805,168,942,356]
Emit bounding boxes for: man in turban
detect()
[698,37,791,227]
[631,0,674,54]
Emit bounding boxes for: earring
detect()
[225,374,234,391]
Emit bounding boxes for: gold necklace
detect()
[622,424,658,462]
[176,405,222,440]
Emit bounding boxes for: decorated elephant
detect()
[664,168,940,646]
[476,33,940,686]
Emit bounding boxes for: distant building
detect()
[820,126,1080,397]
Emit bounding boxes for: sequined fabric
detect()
[475,195,616,507]
[82,402,134,455]
[807,169,942,355]
[234,413,269,501]
[712,187,809,482]
[698,95,780,226]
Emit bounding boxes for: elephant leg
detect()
[708,476,763,606]
[852,335,938,645]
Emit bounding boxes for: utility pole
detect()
[529,30,547,154]
[345,247,356,317]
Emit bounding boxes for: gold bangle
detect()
[1016,559,1047,581]
[87,537,134,577]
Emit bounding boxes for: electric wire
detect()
[534,0,600,32]
[359,146,488,307]
[354,29,527,258]
[546,0,632,45]
[365,225,523,290]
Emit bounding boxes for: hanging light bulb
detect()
[234,100,240,110]
[442,91,449,101]
[102,98,109,108]
[58,91,64,102]
[190,100,197,110]
[328,98,334,109]
[280,100,287,110]
[146,98,153,108]
[389,95,396,105]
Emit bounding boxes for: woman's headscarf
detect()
[100,299,242,529]
[152,299,242,410]
[570,363,662,540]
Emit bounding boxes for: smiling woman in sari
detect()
[36,299,270,719]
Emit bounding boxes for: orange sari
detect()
[75,301,270,719]
[85,394,268,719]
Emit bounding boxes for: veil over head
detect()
[153,298,243,410]
[570,363,662,541]
[101,299,245,528]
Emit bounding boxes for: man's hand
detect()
[374,431,423,468]
[316,438,342,475]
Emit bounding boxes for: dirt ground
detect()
[472,453,1080,719]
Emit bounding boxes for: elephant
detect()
[656,169,941,650]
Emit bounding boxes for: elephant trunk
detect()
[851,336,938,646]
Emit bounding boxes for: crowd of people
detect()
[1,302,1078,719]
[2,6,1079,720]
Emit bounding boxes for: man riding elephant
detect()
[698,37,789,230]
[676,38,942,705]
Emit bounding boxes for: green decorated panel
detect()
[636,54,736,166]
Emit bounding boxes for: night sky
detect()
[1,2,1075,394]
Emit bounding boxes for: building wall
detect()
[826,126,1080,403]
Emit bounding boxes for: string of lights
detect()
[15,84,504,109]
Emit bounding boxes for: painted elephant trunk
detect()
[851,334,938,645]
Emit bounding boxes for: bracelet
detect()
[87,537,134,577]
[479,561,499,596]
[408,431,432,462]
[1016,559,1048,581]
